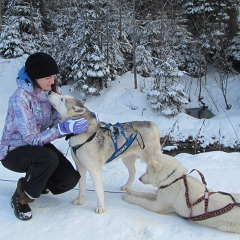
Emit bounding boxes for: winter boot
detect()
[11,178,34,220]
[19,192,35,205]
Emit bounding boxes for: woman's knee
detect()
[47,170,80,194]
[68,170,81,188]
[35,148,59,170]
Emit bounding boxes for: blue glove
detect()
[91,112,97,118]
[18,66,32,83]
[91,112,99,121]
[58,118,88,135]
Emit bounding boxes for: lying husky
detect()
[122,154,240,233]
[48,91,162,213]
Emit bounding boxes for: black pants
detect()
[1,143,80,198]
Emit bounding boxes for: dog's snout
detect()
[48,90,52,95]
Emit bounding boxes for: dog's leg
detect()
[72,162,87,206]
[121,156,136,191]
[122,193,170,214]
[88,169,105,214]
[127,190,157,201]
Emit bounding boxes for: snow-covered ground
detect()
[0,56,240,239]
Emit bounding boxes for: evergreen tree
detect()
[104,1,133,76]
[69,1,111,96]
[147,57,189,116]
[46,1,82,85]
[0,22,24,58]
[178,0,238,65]
[0,0,42,57]
[226,32,240,71]
[135,45,154,77]
[71,43,111,96]
[108,37,128,76]
[168,19,206,78]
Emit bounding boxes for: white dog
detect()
[122,154,240,233]
[48,91,163,213]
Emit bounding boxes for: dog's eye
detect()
[61,98,64,102]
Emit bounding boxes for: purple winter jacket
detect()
[0,76,62,160]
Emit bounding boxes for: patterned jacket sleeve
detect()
[51,109,62,126]
[10,95,62,146]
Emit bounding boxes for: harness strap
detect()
[159,175,184,189]
[159,169,240,221]
[103,123,118,152]
[70,122,142,163]
[192,191,214,207]
[100,122,140,164]
[182,171,208,215]
[186,202,239,221]
[126,122,145,149]
[65,133,75,141]
[106,130,139,163]
[218,191,237,202]
[72,132,97,155]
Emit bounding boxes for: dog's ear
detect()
[152,160,159,174]
[80,99,86,105]
[68,106,86,118]
[73,106,86,113]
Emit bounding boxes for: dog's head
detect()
[139,154,187,187]
[48,91,87,120]
[139,160,162,187]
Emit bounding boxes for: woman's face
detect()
[35,75,55,91]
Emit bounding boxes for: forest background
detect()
[0,0,240,118]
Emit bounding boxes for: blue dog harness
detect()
[102,122,139,163]
[70,122,142,163]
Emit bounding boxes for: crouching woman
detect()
[0,52,88,220]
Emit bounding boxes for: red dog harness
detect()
[159,169,240,221]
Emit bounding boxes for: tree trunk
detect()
[227,2,239,39]
[132,0,137,89]
[29,0,35,36]
[118,0,122,41]
[94,0,101,47]
[106,1,109,67]
[0,0,2,32]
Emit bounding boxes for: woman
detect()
[0,52,88,220]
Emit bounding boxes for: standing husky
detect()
[122,154,240,233]
[48,91,162,213]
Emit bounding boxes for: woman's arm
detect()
[11,95,62,146]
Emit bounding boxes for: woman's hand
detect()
[58,118,88,135]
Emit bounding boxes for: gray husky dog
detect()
[48,91,162,213]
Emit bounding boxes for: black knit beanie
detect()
[25,52,59,80]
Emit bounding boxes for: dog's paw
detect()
[121,185,131,191]
[95,206,105,214]
[72,198,84,205]
[121,193,130,201]
[127,190,135,195]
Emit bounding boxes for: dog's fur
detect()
[48,91,163,213]
[122,154,240,233]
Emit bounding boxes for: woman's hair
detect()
[51,76,59,93]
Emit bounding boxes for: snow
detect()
[0,56,240,239]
